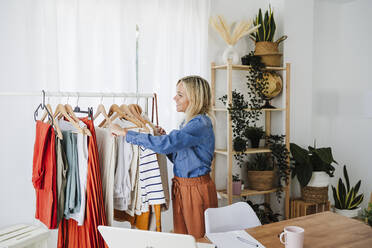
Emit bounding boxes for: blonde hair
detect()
[177,75,215,125]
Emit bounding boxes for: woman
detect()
[111,75,217,238]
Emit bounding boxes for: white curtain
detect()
[41,0,137,92]
[137,0,210,130]
[39,0,210,130]
[0,0,210,234]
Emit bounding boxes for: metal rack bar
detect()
[0,91,153,98]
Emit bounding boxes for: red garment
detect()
[58,118,107,248]
[32,121,57,229]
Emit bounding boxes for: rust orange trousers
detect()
[172,174,218,239]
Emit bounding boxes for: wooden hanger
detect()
[40,104,63,140]
[53,104,90,136]
[128,104,152,131]
[99,103,143,128]
[93,103,111,125]
[65,103,92,136]
[129,104,153,126]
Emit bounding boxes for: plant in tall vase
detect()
[210,15,260,64]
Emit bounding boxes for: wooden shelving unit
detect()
[210,60,291,219]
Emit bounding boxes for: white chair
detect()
[112,221,131,229]
[204,202,261,233]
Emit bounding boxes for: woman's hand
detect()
[111,124,128,137]
[156,125,166,135]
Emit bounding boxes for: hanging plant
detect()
[266,134,290,201]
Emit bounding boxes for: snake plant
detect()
[332,165,364,210]
[251,5,276,42]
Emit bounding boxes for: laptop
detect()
[98,225,215,248]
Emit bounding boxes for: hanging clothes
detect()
[61,131,81,218]
[112,118,165,231]
[55,136,69,225]
[59,120,89,225]
[32,121,57,229]
[95,127,117,226]
[58,118,107,248]
[143,114,170,210]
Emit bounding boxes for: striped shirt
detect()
[138,125,166,213]
[139,146,166,213]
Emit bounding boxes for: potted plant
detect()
[250,6,287,67]
[362,203,372,226]
[332,165,364,218]
[244,126,265,148]
[232,174,242,195]
[246,154,275,191]
[290,142,338,203]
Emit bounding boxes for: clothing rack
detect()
[0,91,158,123]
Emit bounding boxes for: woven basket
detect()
[247,170,275,191]
[301,186,329,204]
[254,53,282,67]
[255,41,279,54]
[253,36,287,67]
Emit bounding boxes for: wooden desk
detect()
[198,211,372,248]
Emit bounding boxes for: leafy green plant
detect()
[290,143,338,187]
[362,203,372,226]
[251,5,276,42]
[246,200,280,224]
[244,126,265,148]
[332,165,364,210]
[246,154,273,171]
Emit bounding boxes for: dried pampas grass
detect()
[210,15,260,45]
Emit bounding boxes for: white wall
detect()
[284,0,371,207]
[312,0,372,209]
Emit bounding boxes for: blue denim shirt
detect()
[125,114,215,178]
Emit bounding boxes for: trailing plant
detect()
[290,142,338,187]
[245,52,269,116]
[251,5,276,42]
[219,90,249,137]
[267,134,290,201]
[332,165,364,210]
[233,136,247,152]
[362,203,372,226]
[241,52,263,66]
[246,200,280,224]
[246,154,273,171]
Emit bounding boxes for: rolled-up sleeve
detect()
[125,117,205,155]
